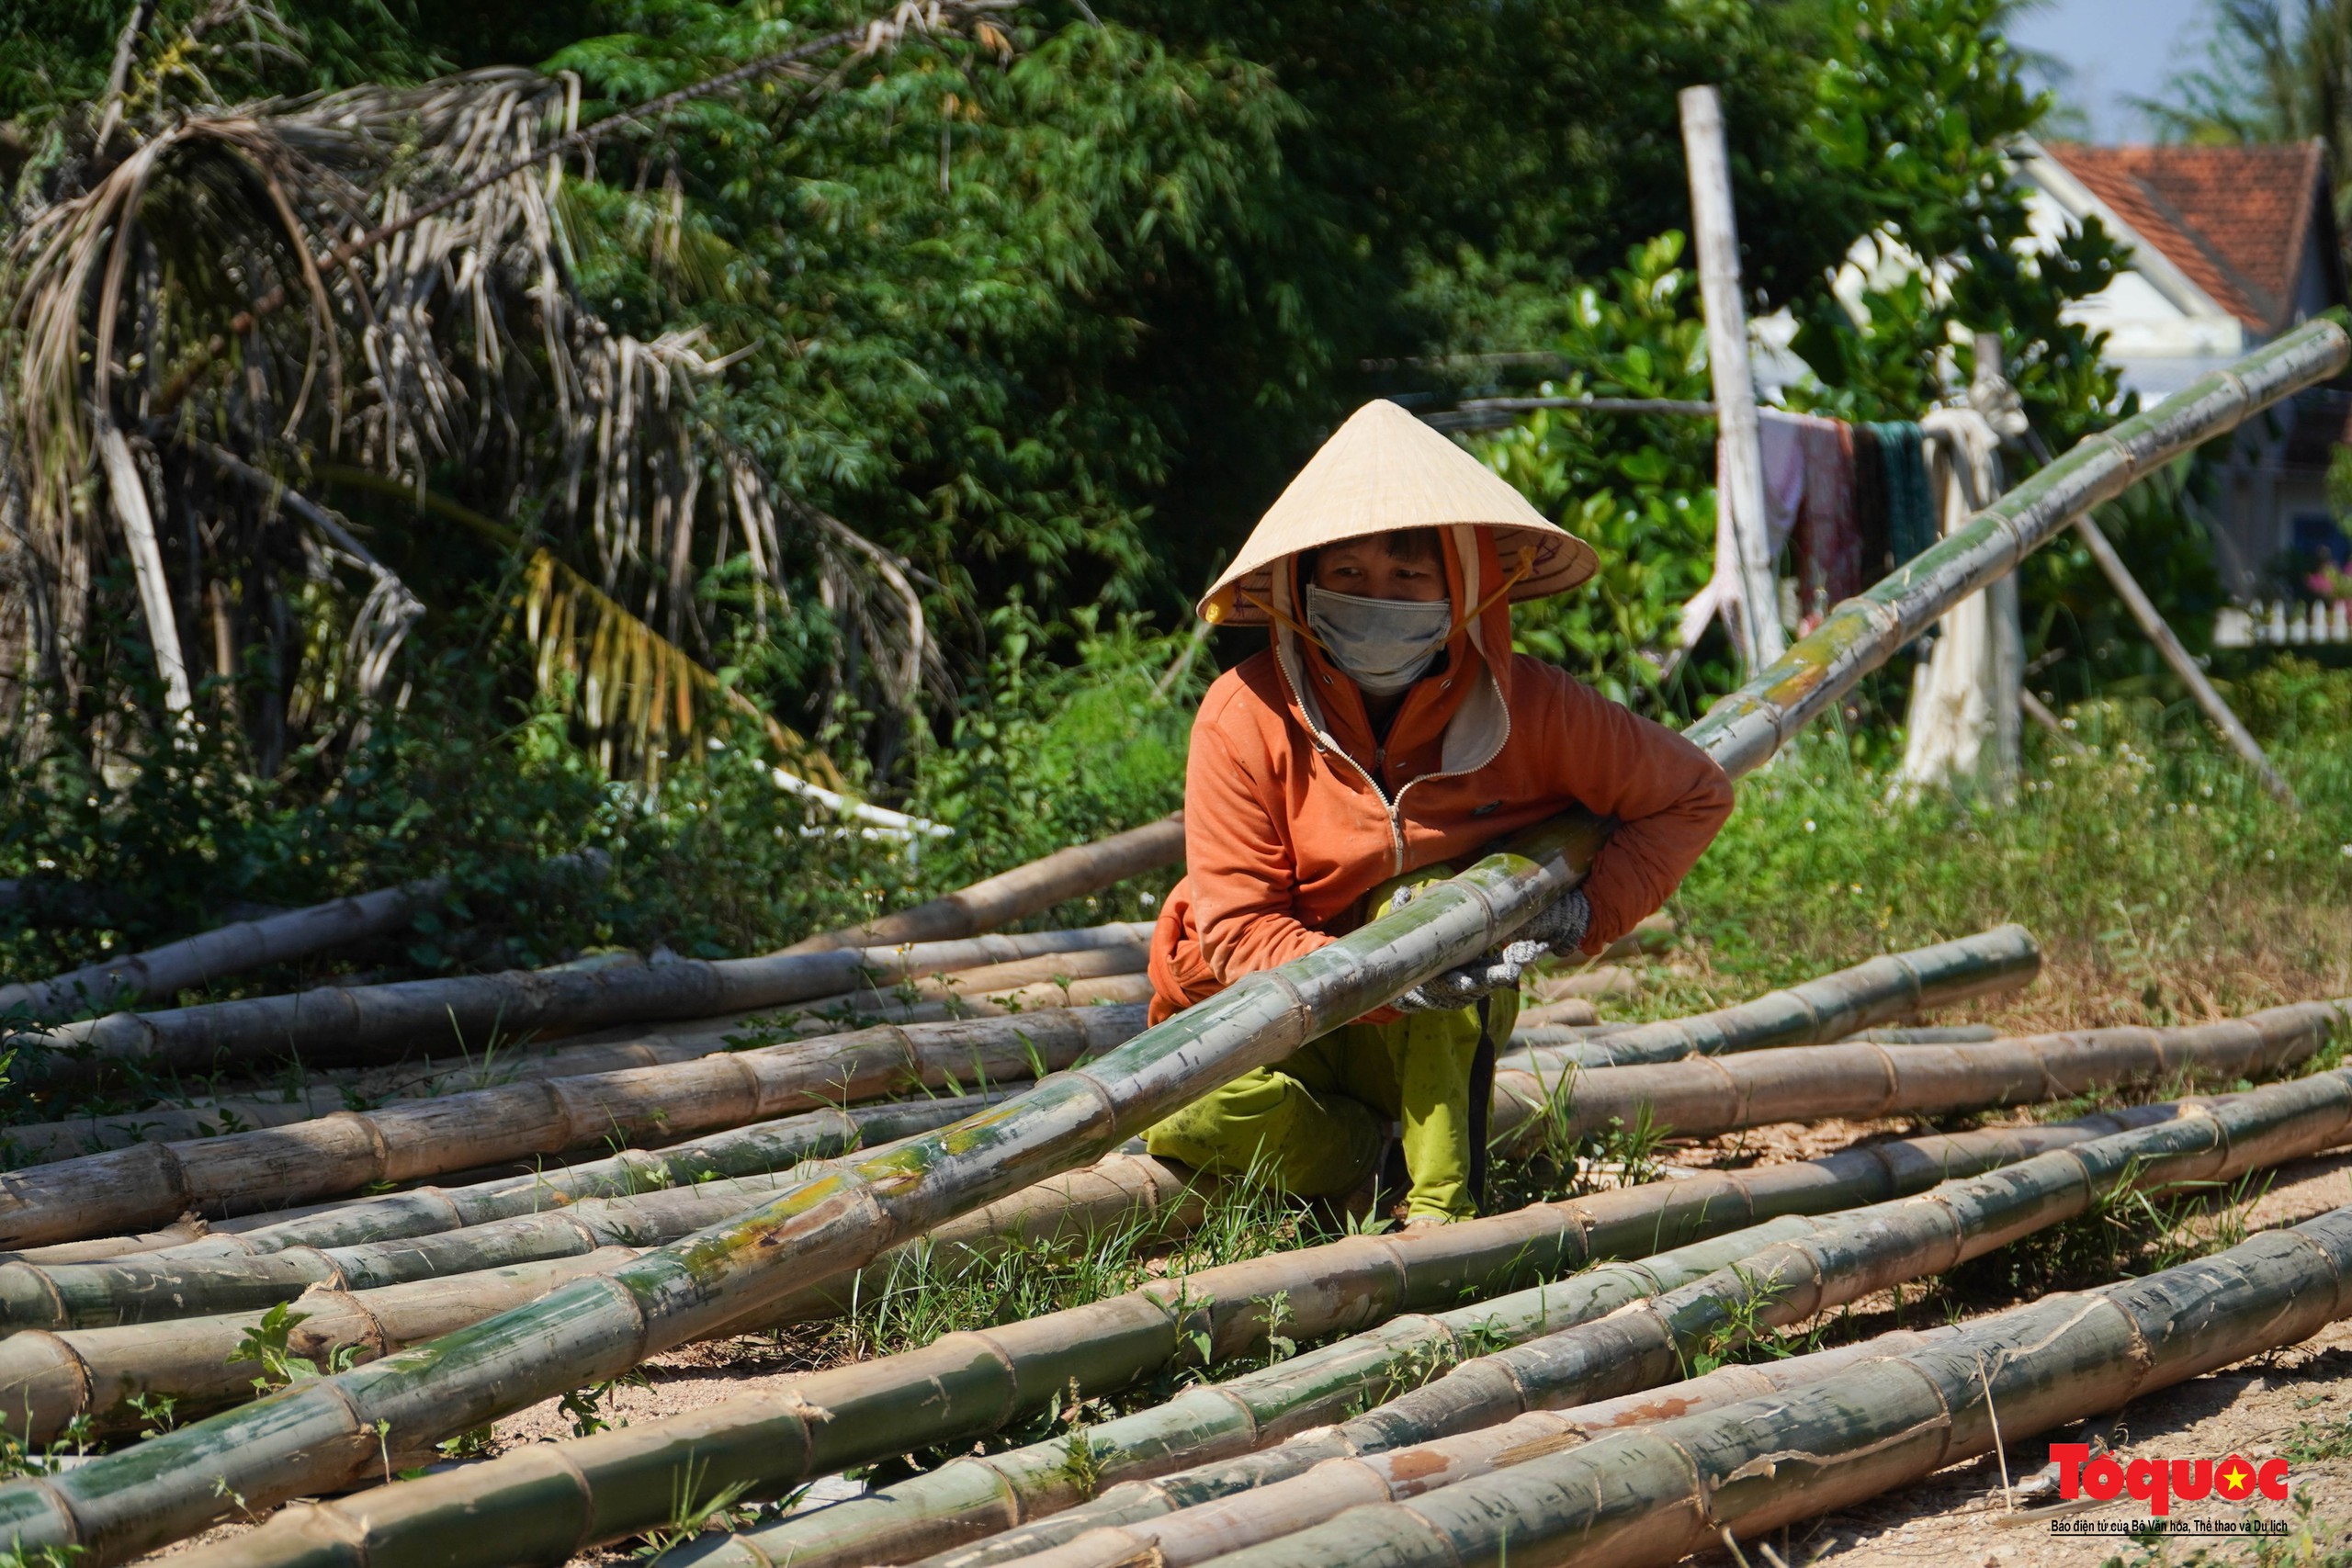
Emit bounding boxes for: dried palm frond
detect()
[0,0,1003,774]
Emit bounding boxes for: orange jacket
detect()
[1148,527,1734,1025]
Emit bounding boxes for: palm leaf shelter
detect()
[1141,401,1734,1224]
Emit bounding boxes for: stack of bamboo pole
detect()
[1,935,1154,1164]
[0,321,2338,1568]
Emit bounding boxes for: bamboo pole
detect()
[2,1129,1192,1338]
[0,877,445,1023]
[1505,925,2038,1062]
[2073,511,2297,805]
[1491,998,2343,1148]
[784,817,1185,953]
[0,1005,1148,1249]
[1008,1324,1969,1568]
[14,1094,1002,1267]
[8,921,1151,1088]
[888,1067,2352,1568]
[158,1097,2225,1568]
[2,946,1149,1166]
[7,1099,978,1266]
[1182,1201,2352,1568]
[0,854,611,1024]
[28,976,2269,1315]
[4,323,2336,1567]
[0,1153,1204,1440]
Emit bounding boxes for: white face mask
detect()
[1302,584,1453,696]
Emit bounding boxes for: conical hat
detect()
[1199,400,1596,626]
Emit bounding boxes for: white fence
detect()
[2213,601,2352,648]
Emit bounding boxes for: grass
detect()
[1654,662,2352,1040]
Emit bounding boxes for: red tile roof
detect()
[2042,141,2333,333]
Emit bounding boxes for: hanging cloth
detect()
[1785,415,1860,630]
[1867,421,1937,569]
[1897,407,2020,795]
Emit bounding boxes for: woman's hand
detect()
[1388,888,1589,1012]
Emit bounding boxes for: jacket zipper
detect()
[1274,635,1513,878]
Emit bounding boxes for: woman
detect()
[1145,400,1735,1225]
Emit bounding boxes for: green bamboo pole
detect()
[1503,925,2037,1060]
[864,1066,2352,1568]
[783,817,1185,953]
[2,321,2335,1568]
[153,1096,2226,1568]
[1183,1201,2352,1568]
[1492,998,2345,1147]
[0,1153,1204,1440]
[0,1005,1148,1249]
[9,921,1152,1088]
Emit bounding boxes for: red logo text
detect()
[2048,1447,2290,1517]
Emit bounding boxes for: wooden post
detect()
[2072,511,2299,806]
[1972,333,2024,800]
[1679,85,1785,674]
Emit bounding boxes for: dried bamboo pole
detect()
[1492,998,2344,1148]
[0,1005,1148,1249]
[1505,925,2037,1061]
[892,1067,2352,1568]
[30,975,2235,1325]
[11,1094,1001,1267]
[9,922,1151,1088]
[1186,1201,2352,1568]
[0,877,447,1023]
[1,1129,1193,1337]
[161,1098,2219,1568]
[6,324,2335,1567]
[2,949,1149,1166]
[785,817,1185,953]
[0,1153,1204,1440]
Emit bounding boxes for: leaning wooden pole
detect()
[2073,510,2297,805]
[1185,1201,2352,1568]
[1680,84,1784,673]
[153,1098,2228,1568]
[784,816,1185,953]
[1,322,2337,1568]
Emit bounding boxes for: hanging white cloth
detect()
[1897,407,2021,795]
[1673,410,1815,653]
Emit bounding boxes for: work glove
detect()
[1387,887,1591,1014]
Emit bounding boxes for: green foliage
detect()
[227,1301,365,1391]
[1476,234,1722,713]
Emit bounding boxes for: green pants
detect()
[1143,868,1520,1223]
